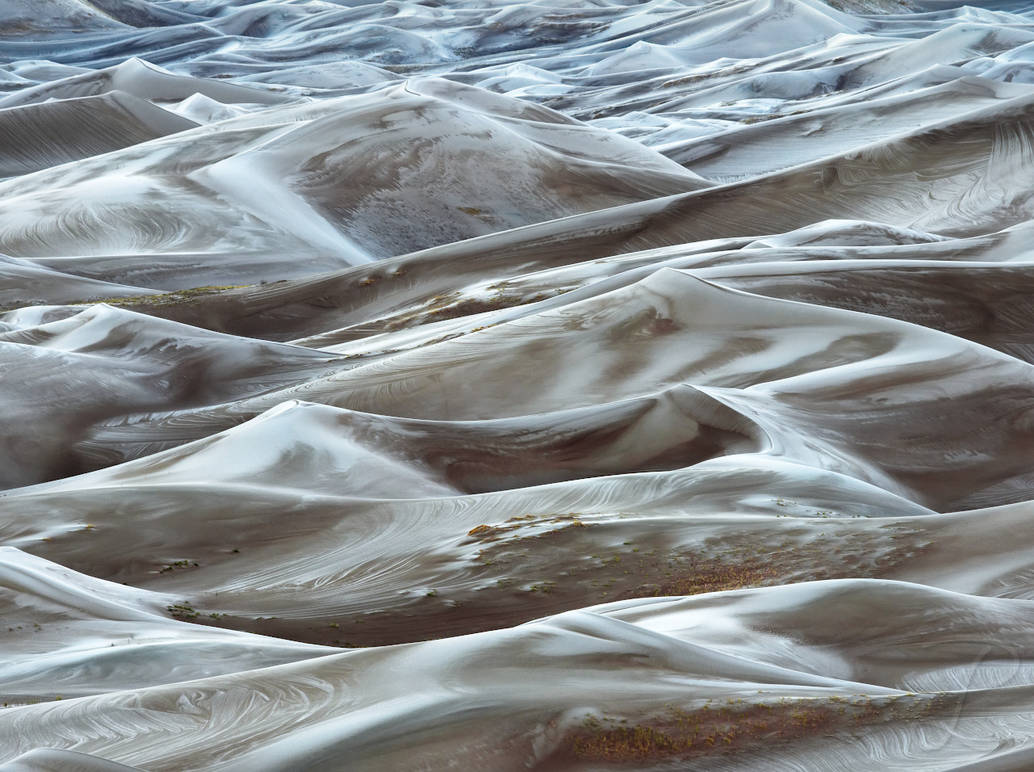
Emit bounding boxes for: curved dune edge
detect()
[3,570,1034,771]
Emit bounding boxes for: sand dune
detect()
[7,0,1034,769]
[0,548,331,699]
[0,254,158,311]
[0,91,196,178]
[4,577,1034,770]
[0,305,347,487]
[0,58,286,109]
[0,78,707,281]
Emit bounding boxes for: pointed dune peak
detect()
[0,77,707,266]
[38,386,762,497]
[588,0,863,75]
[74,399,461,499]
[0,59,289,110]
[258,268,929,421]
[167,92,250,124]
[0,307,346,489]
[191,78,710,259]
[0,91,197,177]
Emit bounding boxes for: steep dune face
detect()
[0,548,331,699]
[0,77,706,281]
[73,270,1034,514]
[0,91,197,178]
[0,305,348,487]
[5,578,1034,771]
[8,0,1034,770]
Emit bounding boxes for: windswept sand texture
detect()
[7,0,1034,769]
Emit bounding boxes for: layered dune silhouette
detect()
[6,0,1034,769]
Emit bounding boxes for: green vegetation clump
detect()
[167,602,200,620]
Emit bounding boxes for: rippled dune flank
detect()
[9,0,1034,770]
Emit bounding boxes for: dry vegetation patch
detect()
[561,693,957,765]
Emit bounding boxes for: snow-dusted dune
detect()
[6,0,1034,769]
